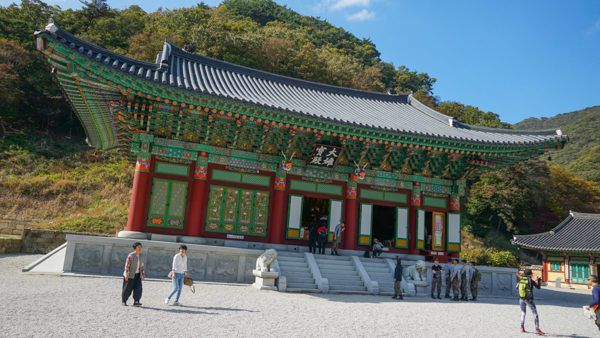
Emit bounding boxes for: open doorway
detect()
[301,197,329,230]
[372,205,395,248]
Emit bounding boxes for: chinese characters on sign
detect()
[308,144,341,168]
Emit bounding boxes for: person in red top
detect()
[316,222,328,255]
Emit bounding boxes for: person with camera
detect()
[165,245,189,306]
[517,268,544,335]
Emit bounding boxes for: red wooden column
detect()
[269,172,287,244]
[186,156,208,237]
[126,157,151,232]
[343,177,358,250]
[408,189,421,255]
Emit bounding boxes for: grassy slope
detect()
[515,106,600,182]
[0,134,131,234]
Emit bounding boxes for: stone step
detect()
[287,282,318,289]
[284,276,315,284]
[279,260,309,267]
[364,267,391,273]
[279,268,311,275]
[367,273,393,279]
[327,280,365,288]
[329,285,366,292]
[277,256,306,263]
[314,255,352,261]
[286,288,321,293]
[320,270,358,277]
[315,259,353,265]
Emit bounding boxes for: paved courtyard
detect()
[0,254,598,337]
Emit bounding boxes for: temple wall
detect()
[64,234,261,283]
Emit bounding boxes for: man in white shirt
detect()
[165,245,189,306]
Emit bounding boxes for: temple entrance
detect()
[301,197,329,230]
[372,205,395,248]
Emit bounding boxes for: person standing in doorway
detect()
[372,238,384,257]
[331,222,345,256]
[393,257,404,300]
[317,222,328,255]
[308,223,318,254]
[517,268,544,335]
[122,242,145,307]
[584,274,600,332]
[431,259,442,299]
[165,245,189,306]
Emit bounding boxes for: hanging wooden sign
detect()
[307,144,341,168]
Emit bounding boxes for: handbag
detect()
[184,276,195,293]
[167,271,174,279]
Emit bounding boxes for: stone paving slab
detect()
[0,254,598,337]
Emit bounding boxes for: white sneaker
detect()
[164,298,169,305]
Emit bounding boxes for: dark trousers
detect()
[317,238,326,254]
[309,239,317,254]
[373,249,382,257]
[122,273,142,303]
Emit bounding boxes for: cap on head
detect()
[524,268,532,276]
[396,256,401,263]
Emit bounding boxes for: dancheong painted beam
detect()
[34,21,566,261]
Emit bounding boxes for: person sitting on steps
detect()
[372,238,384,257]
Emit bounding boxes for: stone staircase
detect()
[360,257,395,295]
[276,251,319,292]
[314,255,367,293]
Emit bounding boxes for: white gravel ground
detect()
[0,254,598,338]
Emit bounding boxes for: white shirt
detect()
[172,254,188,273]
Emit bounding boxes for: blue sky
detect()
[4,0,599,123]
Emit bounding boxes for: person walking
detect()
[584,274,600,332]
[317,223,328,255]
[444,260,453,299]
[331,222,345,256]
[392,257,404,300]
[517,268,544,335]
[308,223,318,254]
[431,259,442,299]
[122,242,145,307]
[165,245,189,306]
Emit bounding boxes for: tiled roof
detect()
[512,212,600,253]
[36,22,566,146]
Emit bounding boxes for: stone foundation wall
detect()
[0,237,22,254]
[0,218,43,236]
[64,235,261,283]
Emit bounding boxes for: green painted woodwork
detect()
[570,263,590,284]
[211,169,270,187]
[547,256,565,262]
[42,37,561,163]
[360,189,407,204]
[289,179,342,196]
[550,262,561,272]
[147,178,187,229]
[204,185,269,237]
[422,196,448,209]
[155,162,189,177]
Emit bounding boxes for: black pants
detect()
[122,273,142,303]
[317,238,326,254]
[309,239,317,254]
[373,249,382,257]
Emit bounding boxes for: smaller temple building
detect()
[512,212,600,289]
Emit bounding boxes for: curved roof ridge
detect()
[454,121,561,136]
[570,211,600,219]
[165,42,410,103]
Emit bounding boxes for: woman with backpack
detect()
[317,223,328,255]
[517,268,545,335]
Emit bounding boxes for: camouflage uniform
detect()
[450,265,461,301]
[460,270,468,301]
[470,268,481,301]
[444,264,452,298]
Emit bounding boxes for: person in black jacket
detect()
[393,257,404,300]
[308,224,318,254]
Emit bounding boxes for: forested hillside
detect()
[516,106,600,182]
[0,0,598,265]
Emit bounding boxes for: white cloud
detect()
[328,0,371,11]
[346,9,375,22]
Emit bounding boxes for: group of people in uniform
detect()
[431,258,481,301]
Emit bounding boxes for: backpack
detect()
[318,227,328,239]
[518,276,533,299]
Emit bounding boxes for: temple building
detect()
[34,22,567,261]
[513,212,600,288]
